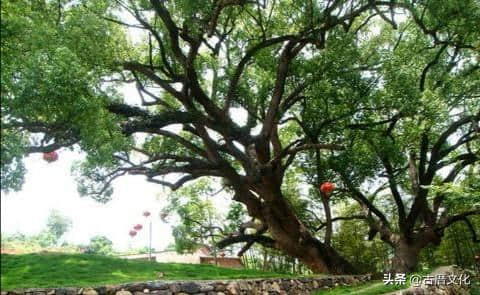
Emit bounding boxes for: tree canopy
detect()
[46,209,72,243]
[1,0,479,274]
[85,235,114,255]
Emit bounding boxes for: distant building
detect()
[199,255,244,269]
[118,247,244,269]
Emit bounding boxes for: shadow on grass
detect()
[1,253,289,290]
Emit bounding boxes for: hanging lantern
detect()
[133,224,143,231]
[143,211,151,217]
[319,182,336,197]
[43,151,58,163]
[129,230,137,237]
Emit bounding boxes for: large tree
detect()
[2,0,479,273]
[298,16,480,272]
[329,16,479,273]
[46,209,73,243]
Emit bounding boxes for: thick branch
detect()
[438,208,480,230]
[377,153,407,229]
[315,215,366,231]
[225,35,295,110]
[442,153,478,183]
[338,171,390,227]
[217,233,276,249]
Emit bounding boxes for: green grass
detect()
[0,253,289,290]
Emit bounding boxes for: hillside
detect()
[0,253,288,290]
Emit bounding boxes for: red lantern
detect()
[129,230,137,237]
[43,151,58,163]
[320,182,336,197]
[133,224,143,231]
[143,211,151,217]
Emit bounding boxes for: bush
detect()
[85,235,113,255]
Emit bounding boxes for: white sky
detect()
[1,82,243,253]
[1,70,176,252]
[1,149,174,251]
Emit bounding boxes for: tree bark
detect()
[321,195,333,245]
[390,238,422,273]
[257,185,357,274]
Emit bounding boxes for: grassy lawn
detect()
[1,253,289,290]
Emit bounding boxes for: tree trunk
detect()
[321,196,333,245]
[259,187,357,274]
[230,170,357,274]
[301,239,358,274]
[391,238,422,273]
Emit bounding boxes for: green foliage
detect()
[136,246,156,254]
[46,210,72,244]
[225,202,248,234]
[241,245,308,275]
[330,205,480,274]
[1,210,73,250]
[332,205,391,275]
[420,216,480,270]
[36,230,58,248]
[164,179,247,254]
[429,165,480,210]
[0,129,27,192]
[85,235,114,256]
[165,179,217,253]
[0,232,81,254]
[0,253,289,290]
[1,0,131,193]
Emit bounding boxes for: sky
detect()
[1,149,174,251]
[0,82,244,253]
[1,56,178,252]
